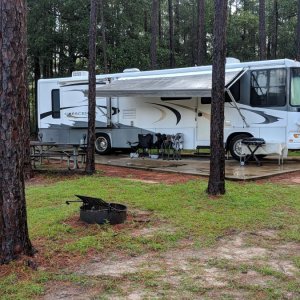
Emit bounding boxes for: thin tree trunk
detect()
[207,0,228,196]
[174,0,180,52]
[297,0,300,60]
[159,0,162,44]
[99,0,108,73]
[196,0,206,65]
[34,56,40,136]
[270,0,278,59]
[0,0,35,264]
[150,0,159,69]
[259,0,266,60]
[85,0,98,175]
[144,10,148,33]
[168,0,175,67]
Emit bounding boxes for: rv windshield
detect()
[250,69,286,107]
[291,68,300,106]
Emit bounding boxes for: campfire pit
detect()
[66,195,127,225]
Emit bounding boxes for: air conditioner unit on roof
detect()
[72,71,89,77]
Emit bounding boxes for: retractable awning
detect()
[95,68,244,98]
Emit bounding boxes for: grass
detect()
[0,172,300,299]
[26,176,300,244]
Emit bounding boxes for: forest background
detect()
[27,0,299,131]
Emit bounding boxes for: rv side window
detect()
[250,69,286,107]
[51,89,60,118]
[291,68,300,106]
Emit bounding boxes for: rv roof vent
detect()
[72,71,89,77]
[226,57,240,64]
[123,68,140,73]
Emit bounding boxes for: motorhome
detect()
[37,58,300,159]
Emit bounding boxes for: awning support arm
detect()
[225,68,249,128]
[225,88,249,128]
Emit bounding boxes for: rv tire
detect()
[228,133,251,161]
[95,133,112,155]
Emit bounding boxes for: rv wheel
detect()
[228,133,251,161]
[95,133,112,154]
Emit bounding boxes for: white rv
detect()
[37,58,300,159]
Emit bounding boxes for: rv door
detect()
[197,97,211,146]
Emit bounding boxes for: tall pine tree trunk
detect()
[270,0,278,59]
[259,0,266,60]
[99,0,108,73]
[159,0,162,44]
[168,0,175,67]
[174,0,180,52]
[150,0,159,69]
[0,0,35,264]
[86,0,98,175]
[207,0,228,196]
[196,0,206,65]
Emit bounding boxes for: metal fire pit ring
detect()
[66,195,127,225]
[80,203,127,225]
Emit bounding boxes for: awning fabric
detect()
[95,68,244,98]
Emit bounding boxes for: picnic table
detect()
[30,141,86,169]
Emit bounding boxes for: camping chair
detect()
[128,133,153,157]
[161,134,173,160]
[137,134,153,156]
[172,133,184,160]
[153,133,164,155]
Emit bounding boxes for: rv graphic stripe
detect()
[40,106,76,119]
[240,108,281,124]
[40,105,119,120]
[151,103,181,125]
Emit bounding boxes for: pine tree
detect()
[85,0,98,175]
[150,0,159,69]
[259,0,266,60]
[207,0,228,196]
[0,0,35,264]
[196,0,206,65]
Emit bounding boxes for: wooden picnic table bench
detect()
[30,141,86,169]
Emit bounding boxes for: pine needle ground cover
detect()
[0,171,299,299]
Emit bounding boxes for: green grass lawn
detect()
[1,172,300,299]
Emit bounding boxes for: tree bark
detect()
[168,0,175,68]
[196,0,206,65]
[159,0,162,44]
[85,0,98,175]
[207,0,228,196]
[270,0,278,59]
[297,0,300,61]
[150,0,159,69]
[259,0,266,60]
[0,0,35,264]
[99,0,108,73]
[174,0,180,52]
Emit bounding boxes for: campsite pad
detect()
[125,158,186,169]
[100,156,186,169]
[95,154,300,180]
